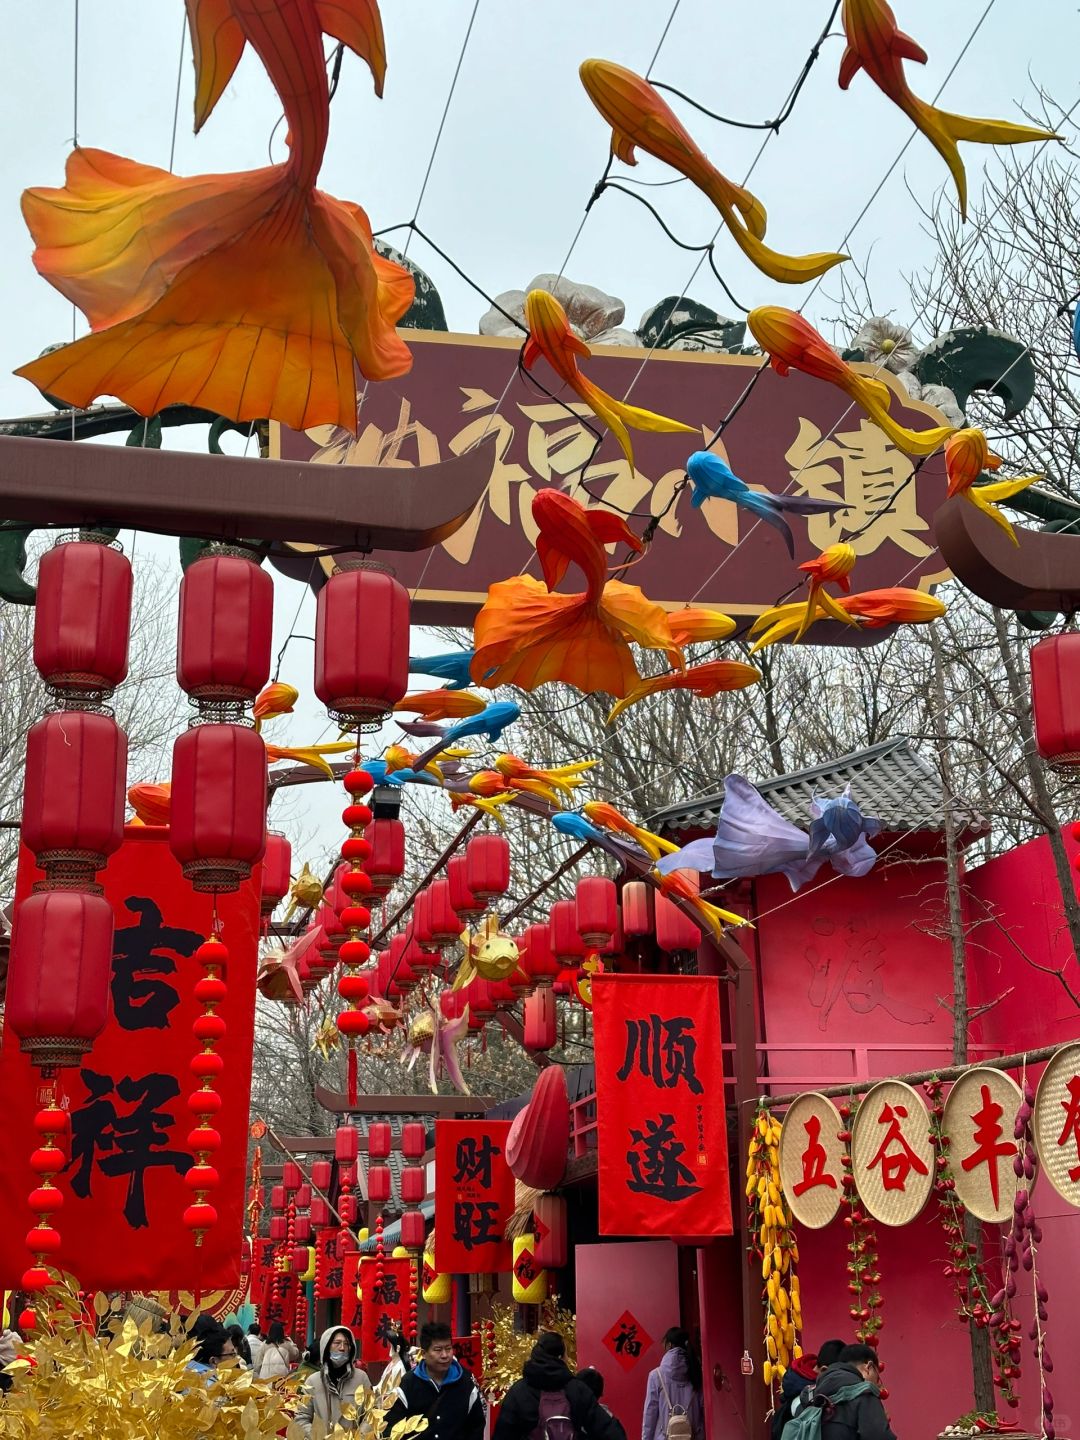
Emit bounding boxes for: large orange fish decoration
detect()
[840,0,1058,219]
[747,306,954,457]
[606,659,762,724]
[749,584,945,650]
[791,543,858,643]
[471,489,680,697]
[494,753,597,800]
[522,290,694,472]
[655,867,750,936]
[16,0,412,431]
[943,428,1039,544]
[579,60,847,284]
[394,691,489,723]
[581,801,679,863]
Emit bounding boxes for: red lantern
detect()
[522,923,559,984]
[575,876,617,949]
[269,1215,287,1241]
[312,1159,332,1190]
[335,1126,359,1163]
[314,566,410,729]
[261,831,292,917]
[367,1164,392,1205]
[310,1197,331,1228]
[176,553,273,705]
[337,1193,357,1225]
[21,711,127,879]
[401,1122,426,1159]
[465,833,510,904]
[550,900,586,965]
[283,1161,302,1192]
[293,1215,312,1244]
[368,1122,392,1159]
[365,818,405,894]
[655,875,703,954]
[447,854,484,918]
[465,978,496,1029]
[7,890,113,1068]
[270,1185,286,1211]
[400,1166,425,1205]
[34,538,132,700]
[399,1208,426,1250]
[169,723,267,891]
[533,1194,568,1269]
[506,1066,569,1190]
[620,880,654,936]
[296,1183,312,1209]
[426,878,465,948]
[1031,634,1080,767]
[439,987,466,1021]
[524,987,557,1052]
[403,932,438,976]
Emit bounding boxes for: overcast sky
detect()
[0,0,1075,859]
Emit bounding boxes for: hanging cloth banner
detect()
[0,828,259,1290]
[592,974,732,1238]
[316,1228,344,1300]
[434,1119,514,1273]
[249,1236,279,1311]
[359,1255,413,1361]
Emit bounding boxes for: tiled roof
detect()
[359,1199,435,1253]
[649,738,989,840]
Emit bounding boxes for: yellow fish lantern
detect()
[284,861,324,920]
[392,1245,410,1259]
[466,914,521,983]
[422,1252,452,1305]
[512,1235,548,1304]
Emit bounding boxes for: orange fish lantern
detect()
[522,289,694,471]
[494,753,597,800]
[253,682,299,730]
[839,0,1058,219]
[943,428,1039,545]
[748,306,954,457]
[579,60,847,284]
[471,489,680,697]
[750,583,945,650]
[654,866,749,936]
[128,781,171,826]
[581,801,678,863]
[666,607,738,647]
[393,690,488,722]
[16,0,412,431]
[606,658,761,723]
[789,543,859,644]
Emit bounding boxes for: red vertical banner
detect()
[0,828,259,1289]
[453,1332,483,1381]
[317,1229,343,1299]
[360,1256,413,1360]
[434,1120,513,1273]
[341,1252,363,1337]
[249,1236,278,1310]
[592,974,732,1238]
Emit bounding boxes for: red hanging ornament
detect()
[619,880,654,937]
[368,1165,392,1206]
[20,1097,68,1329]
[1030,634,1080,768]
[261,831,292,918]
[22,711,127,886]
[169,724,267,891]
[400,1166,425,1206]
[425,879,465,950]
[575,876,617,949]
[523,987,557,1053]
[447,854,484,919]
[7,890,114,1068]
[365,817,405,895]
[655,884,702,955]
[314,564,410,730]
[183,935,228,1246]
[400,1208,426,1252]
[176,551,272,712]
[550,900,586,967]
[34,536,132,704]
[335,772,373,1083]
[401,1121,426,1160]
[465,833,510,905]
[521,922,559,986]
[368,1122,392,1160]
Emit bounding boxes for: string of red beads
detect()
[337,770,374,1045]
[183,935,228,1245]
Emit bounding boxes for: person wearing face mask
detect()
[295,1326,372,1436]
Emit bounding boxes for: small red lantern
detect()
[439,987,466,1021]
[269,1215,287,1241]
[296,1183,312,1209]
[310,1196,332,1227]
[465,833,510,904]
[403,932,438,976]
[293,1215,312,1244]
[8,890,113,1068]
[575,876,617,949]
[176,553,273,707]
[447,854,484,918]
[34,538,133,701]
[533,1194,568,1269]
[312,1159,332,1190]
[524,987,557,1052]
[335,1126,359,1163]
[1031,634,1080,767]
[401,1121,426,1159]
[365,817,405,894]
[655,875,703,954]
[399,1208,426,1250]
[400,1166,425,1205]
[522,923,559,984]
[368,1121,392,1159]
[465,977,496,1029]
[367,1164,392,1205]
[337,1192,358,1225]
[270,1184,286,1211]
[169,723,267,891]
[261,831,292,917]
[283,1161,302,1192]
[550,900,586,965]
[620,880,654,936]
[426,878,465,948]
[22,711,127,881]
[314,565,410,730]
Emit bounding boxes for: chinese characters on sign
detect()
[593,975,731,1239]
[943,1068,1024,1223]
[359,1256,414,1361]
[850,1081,934,1226]
[435,1120,513,1273]
[601,1309,655,1374]
[778,1092,845,1229]
[273,333,950,628]
[1034,1044,1080,1207]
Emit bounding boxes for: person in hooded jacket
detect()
[770,1352,818,1440]
[494,1332,625,1440]
[641,1328,704,1440]
[814,1344,896,1440]
[383,1321,485,1440]
[295,1326,372,1436]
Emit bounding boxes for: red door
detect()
[575,1241,680,1436]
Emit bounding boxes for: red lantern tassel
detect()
[347,1045,358,1108]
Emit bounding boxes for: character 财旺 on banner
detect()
[453,1134,501,1187]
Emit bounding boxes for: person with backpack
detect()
[784,1343,895,1440]
[494,1332,625,1440]
[641,1327,704,1440]
[775,1340,846,1439]
[383,1321,485,1440]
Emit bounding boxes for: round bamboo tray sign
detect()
[943,1067,1025,1224]
[1033,1042,1080,1208]
[779,1092,845,1228]
[851,1080,934,1226]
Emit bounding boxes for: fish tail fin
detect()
[740,493,796,558]
[717,196,847,284]
[314,0,387,96]
[966,488,1022,545]
[699,166,768,239]
[578,375,695,473]
[912,102,1056,222]
[853,376,955,457]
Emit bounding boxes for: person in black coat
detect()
[815,1345,896,1440]
[383,1321,485,1440]
[493,1333,626,1440]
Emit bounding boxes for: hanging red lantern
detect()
[401,1121,426,1160]
[447,854,484,918]
[439,987,467,1021]
[655,876,703,954]
[620,880,654,936]
[337,1192,358,1226]
[379,937,416,996]
[403,931,439,976]
[270,1184,286,1211]
[368,1121,392,1159]
[335,1126,359,1163]
[7,890,113,1068]
[334,770,374,1065]
[294,1216,313,1245]
[400,1166,425,1205]
[261,831,292,917]
[269,1215,287,1241]
[550,900,586,966]
[490,978,517,1008]
[399,1209,426,1251]
[465,977,496,1029]
[169,724,267,891]
[506,1065,570,1190]
[367,1164,392,1205]
[533,1194,568,1269]
[365,817,405,894]
[312,1159,332,1190]
[428,878,465,948]
[524,987,557,1053]
[283,1161,302,1192]
[1031,635,1080,767]
[575,876,617,949]
[21,711,127,883]
[310,1196,331,1228]
[314,565,410,730]
[465,833,510,904]
[522,923,559,985]
[295,1183,312,1209]
[176,552,273,709]
[34,537,133,702]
